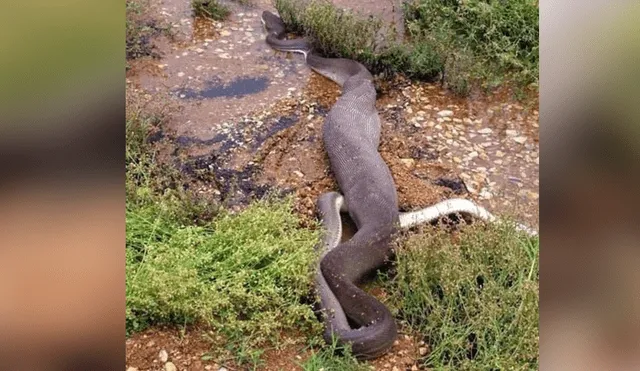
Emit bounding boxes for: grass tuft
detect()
[191,0,231,20]
[301,336,369,371]
[385,223,539,369]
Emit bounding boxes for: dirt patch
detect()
[126,327,218,371]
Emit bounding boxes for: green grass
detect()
[191,0,231,20]
[301,337,369,371]
[274,0,538,95]
[385,223,539,370]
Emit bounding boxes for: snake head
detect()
[261,11,285,33]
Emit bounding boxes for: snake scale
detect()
[262,11,537,360]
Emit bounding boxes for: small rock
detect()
[218,53,231,59]
[392,367,400,371]
[165,362,177,371]
[419,347,428,356]
[293,170,304,178]
[478,128,493,134]
[127,368,138,371]
[437,110,454,117]
[196,48,205,54]
[411,366,419,371]
[218,367,228,371]
[159,350,169,363]
[496,150,505,157]
[177,72,185,77]
[506,129,518,136]
[400,158,415,168]
[513,136,527,144]
[146,340,155,347]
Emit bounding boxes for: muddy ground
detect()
[126,0,539,370]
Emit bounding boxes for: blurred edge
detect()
[0,1,124,370]
[541,0,640,370]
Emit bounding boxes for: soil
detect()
[126,0,539,369]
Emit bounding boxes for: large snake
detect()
[261,11,537,359]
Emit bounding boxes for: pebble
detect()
[478,128,493,134]
[159,350,169,363]
[513,136,527,144]
[480,190,493,199]
[437,109,454,117]
[127,368,138,371]
[400,158,415,168]
[165,362,177,371]
[419,347,428,356]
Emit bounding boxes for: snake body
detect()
[264,11,399,359]
[262,11,538,360]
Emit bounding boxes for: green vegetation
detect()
[385,223,539,369]
[301,338,369,371]
[274,0,539,95]
[191,0,231,20]
[125,106,322,366]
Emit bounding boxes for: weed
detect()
[191,0,231,20]
[301,335,368,371]
[385,223,539,369]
